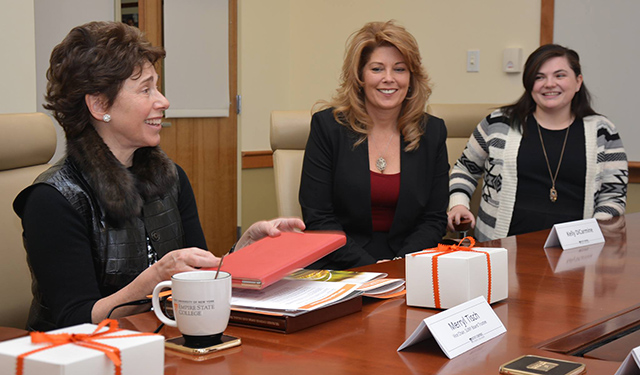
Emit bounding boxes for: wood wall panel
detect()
[138,0,162,46]
[242,151,273,169]
[138,0,163,89]
[630,162,640,183]
[540,0,554,45]
[166,118,237,255]
[140,0,238,256]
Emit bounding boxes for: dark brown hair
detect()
[502,44,597,130]
[44,21,165,139]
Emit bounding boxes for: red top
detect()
[370,171,400,232]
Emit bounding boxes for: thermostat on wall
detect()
[503,48,523,73]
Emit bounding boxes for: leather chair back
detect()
[427,103,501,220]
[0,113,56,328]
[270,110,311,218]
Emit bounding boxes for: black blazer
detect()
[299,108,449,270]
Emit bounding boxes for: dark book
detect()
[229,295,362,333]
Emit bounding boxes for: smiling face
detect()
[531,56,583,116]
[361,45,410,118]
[99,62,170,164]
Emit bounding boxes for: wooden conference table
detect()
[3,213,640,374]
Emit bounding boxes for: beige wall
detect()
[0,0,36,114]
[241,168,278,231]
[627,184,640,214]
[238,0,541,152]
[238,0,541,226]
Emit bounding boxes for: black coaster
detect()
[182,333,223,348]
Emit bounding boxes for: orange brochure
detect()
[219,231,346,289]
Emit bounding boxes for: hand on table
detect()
[447,205,476,233]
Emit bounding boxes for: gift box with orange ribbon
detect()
[0,320,164,375]
[405,238,508,309]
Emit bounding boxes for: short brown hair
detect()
[325,20,431,151]
[44,21,165,139]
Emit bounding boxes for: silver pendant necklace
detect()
[373,133,395,173]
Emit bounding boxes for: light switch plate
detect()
[467,50,480,72]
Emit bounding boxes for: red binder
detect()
[219,231,346,289]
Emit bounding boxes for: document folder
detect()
[220,231,346,289]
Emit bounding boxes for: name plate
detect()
[397,296,506,358]
[615,346,640,375]
[544,218,604,250]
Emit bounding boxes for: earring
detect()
[103,114,111,123]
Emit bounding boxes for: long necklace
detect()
[536,120,570,203]
[373,133,395,173]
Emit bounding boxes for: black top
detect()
[508,116,586,236]
[20,164,206,327]
[299,108,449,270]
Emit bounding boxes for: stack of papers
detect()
[232,270,405,316]
[232,279,362,316]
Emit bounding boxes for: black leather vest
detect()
[24,158,185,330]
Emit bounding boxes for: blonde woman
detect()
[299,21,448,270]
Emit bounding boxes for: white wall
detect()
[34,0,114,162]
[554,1,640,160]
[0,1,113,160]
[239,0,541,152]
[0,0,36,114]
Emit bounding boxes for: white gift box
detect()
[0,323,164,375]
[405,247,508,309]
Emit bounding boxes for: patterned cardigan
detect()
[449,110,628,242]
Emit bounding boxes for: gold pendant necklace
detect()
[536,120,570,203]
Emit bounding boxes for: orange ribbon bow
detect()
[16,319,156,375]
[410,237,493,308]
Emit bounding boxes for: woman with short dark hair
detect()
[14,21,304,331]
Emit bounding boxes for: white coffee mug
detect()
[152,270,231,347]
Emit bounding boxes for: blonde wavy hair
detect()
[321,20,431,151]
